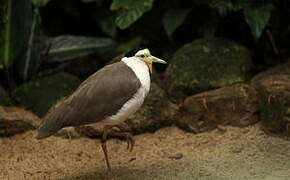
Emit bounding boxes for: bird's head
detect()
[124,48,166,73]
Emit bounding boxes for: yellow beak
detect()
[151,56,167,64]
[144,56,167,73]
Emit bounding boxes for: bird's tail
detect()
[35,104,66,140]
[35,127,54,140]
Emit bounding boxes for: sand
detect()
[1,124,290,180]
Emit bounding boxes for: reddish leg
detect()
[101,126,111,171]
[100,125,135,171]
[109,131,135,152]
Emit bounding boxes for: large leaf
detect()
[32,0,50,7]
[110,0,154,29]
[162,8,190,38]
[209,0,250,16]
[80,0,101,3]
[0,0,32,68]
[47,35,115,62]
[244,4,274,39]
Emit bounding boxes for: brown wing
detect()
[36,62,141,139]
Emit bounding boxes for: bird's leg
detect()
[100,125,135,171]
[101,125,112,171]
[113,124,135,151]
[108,131,135,152]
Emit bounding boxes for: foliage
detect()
[210,0,274,39]
[209,0,249,15]
[110,0,154,29]
[32,0,50,8]
[0,0,32,68]
[162,8,190,38]
[46,35,115,62]
[107,0,274,39]
[244,4,274,40]
[0,0,288,108]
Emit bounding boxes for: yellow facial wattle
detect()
[144,57,153,73]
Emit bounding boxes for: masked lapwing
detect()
[36,47,166,171]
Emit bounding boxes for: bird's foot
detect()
[109,132,135,152]
[125,132,135,152]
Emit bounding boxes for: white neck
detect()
[121,57,151,93]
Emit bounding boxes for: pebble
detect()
[230,145,244,153]
[168,153,183,160]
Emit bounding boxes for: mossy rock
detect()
[251,60,290,135]
[0,106,40,137]
[12,72,80,117]
[252,74,290,134]
[165,38,253,100]
[177,84,259,133]
[0,85,11,105]
[251,60,290,84]
[126,83,178,134]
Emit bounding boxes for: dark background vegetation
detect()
[0,0,289,105]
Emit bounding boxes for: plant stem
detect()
[3,0,11,67]
[266,29,279,56]
[24,7,38,81]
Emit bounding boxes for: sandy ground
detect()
[1,124,290,180]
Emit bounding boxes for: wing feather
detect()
[36,62,141,139]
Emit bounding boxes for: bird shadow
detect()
[57,166,150,180]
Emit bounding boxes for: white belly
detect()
[103,57,151,125]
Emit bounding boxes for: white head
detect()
[124,48,166,73]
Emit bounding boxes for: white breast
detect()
[104,57,151,125]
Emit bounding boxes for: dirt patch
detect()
[1,124,290,180]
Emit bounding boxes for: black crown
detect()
[124,46,147,57]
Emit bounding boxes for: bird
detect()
[35,47,167,171]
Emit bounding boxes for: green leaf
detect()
[162,8,190,37]
[110,0,154,29]
[31,0,50,7]
[110,0,131,9]
[244,4,274,39]
[210,0,251,16]
[47,35,115,62]
[80,0,101,3]
[0,0,32,68]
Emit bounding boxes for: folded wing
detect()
[36,62,141,139]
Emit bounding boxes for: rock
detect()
[0,106,40,137]
[58,83,179,138]
[251,63,290,134]
[165,38,253,101]
[12,72,80,117]
[251,61,290,83]
[0,85,11,105]
[126,83,179,134]
[177,84,259,133]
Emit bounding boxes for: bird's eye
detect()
[140,55,145,58]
